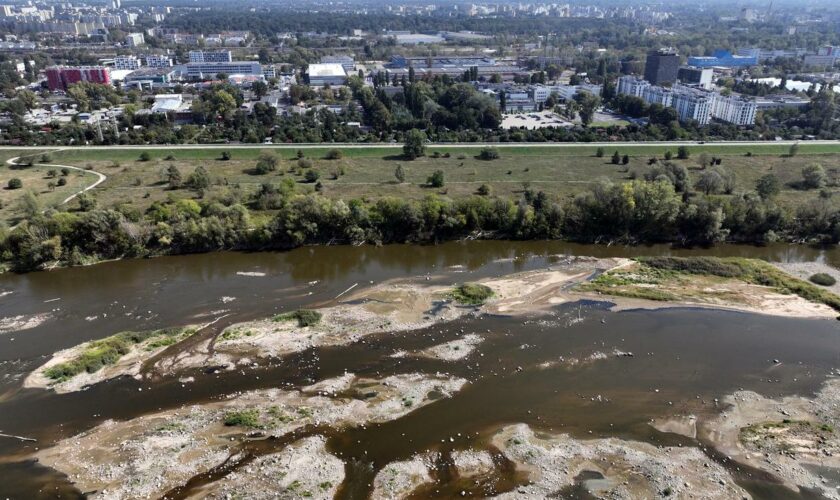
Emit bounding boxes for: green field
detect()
[1,143,839,226]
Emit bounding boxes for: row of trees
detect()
[4,171,840,272]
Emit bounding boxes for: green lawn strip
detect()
[43,326,196,382]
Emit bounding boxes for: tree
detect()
[165,165,183,189]
[802,164,826,189]
[19,190,39,217]
[677,146,690,160]
[251,80,268,99]
[220,151,231,161]
[403,129,427,160]
[664,150,673,161]
[427,170,445,188]
[7,178,22,189]
[77,193,96,211]
[595,147,605,158]
[756,174,781,199]
[477,184,491,195]
[61,168,70,176]
[478,147,500,161]
[255,153,278,174]
[57,178,67,187]
[304,169,320,183]
[622,154,630,165]
[789,142,800,157]
[611,151,621,165]
[187,166,211,191]
[695,170,724,195]
[573,92,601,126]
[325,149,343,160]
[394,165,405,183]
[46,169,58,178]
[139,151,152,162]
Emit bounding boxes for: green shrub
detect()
[273,309,322,327]
[324,149,342,160]
[427,170,444,188]
[138,152,151,162]
[42,328,190,382]
[304,169,320,183]
[809,273,836,286]
[450,283,494,305]
[7,178,22,189]
[223,409,261,428]
[477,147,500,161]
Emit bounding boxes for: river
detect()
[0,242,839,498]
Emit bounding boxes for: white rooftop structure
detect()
[307,63,347,86]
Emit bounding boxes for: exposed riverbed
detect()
[1,241,839,499]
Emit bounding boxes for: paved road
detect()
[0,140,838,151]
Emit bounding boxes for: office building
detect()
[114,55,141,71]
[644,48,680,85]
[320,55,354,73]
[677,66,713,89]
[687,50,756,68]
[145,54,172,68]
[184,61,262,79]
[46,66,111,91]
[188,50,232,63]
[307,63,348,86]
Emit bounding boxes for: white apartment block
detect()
[712,94,758,126]
[114,55,141,70]
[188,50,232,63]
[617,77,757,126]
[616,75,649,98]
[125,32,145,47]
[672,91,713,125]
[145,54,172,68]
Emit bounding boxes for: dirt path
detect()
[6,149,107,206]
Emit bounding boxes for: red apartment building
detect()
[45,66,111,91]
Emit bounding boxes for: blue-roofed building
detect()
[687,50,757,68]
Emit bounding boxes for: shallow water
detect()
[0,242,839,498]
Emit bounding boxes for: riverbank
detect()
[22,256,840,395]
[35,372,467,499]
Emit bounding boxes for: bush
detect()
[223,409,261,428]
[273,309,322,327]
[255,153,278,175]
[450,283,494,305]
[810,273,836,286]
[427,170,445,187]
[595,147,605,158]
[324,148,343,160]
[478,147,500,161]
[7,178,22,189]
[57,178,67,186]
[677,146,690,159]
[304,169,320,183]
[220,151,231,161]
[477,184,491,196]
[297,158,313,170]
[138,152,151,162]
[802,164,826,190]
[61,167,70,176]
[164,154,176,161]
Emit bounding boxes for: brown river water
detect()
[0,241,839,499]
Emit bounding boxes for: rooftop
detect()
[307,63,347,78]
